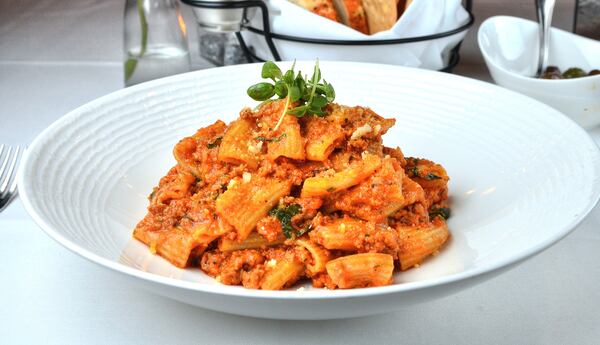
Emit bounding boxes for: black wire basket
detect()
[183,0,474,72]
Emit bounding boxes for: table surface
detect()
[1,1,599,344]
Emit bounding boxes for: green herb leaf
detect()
[269,204,302,239]
[324,81,335,102]
[311,63,321,83]
[247,60,336,130]
[255,133,287,142]
[283,69,295,85]
[261,61,282,80]
[288,85,301,102]
[430,207,451,220]
[124,58,138,82]
[295,72,306,95]
[207,136,223,149]
[311,94,328,108]
[247,82,275,101]
[425,172,442,180]
[274,80,287,98]
[309,106,326,117]
[287,105,308,117]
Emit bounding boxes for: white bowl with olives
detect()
[478,16,600,129]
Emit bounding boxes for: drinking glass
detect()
[124,0,191,86]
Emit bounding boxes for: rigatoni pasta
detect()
[133,61,451,290]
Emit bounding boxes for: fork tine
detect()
[0,146,19,195]
[0,146,13,189]
[7,148,22,196]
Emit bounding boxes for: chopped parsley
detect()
[430,207,451,220]
[425,172,442,180]
[255,133,287,143]
[207,136,223,149]
[269,204,302,238]
[408,167,442,180]
[408,166,419,177]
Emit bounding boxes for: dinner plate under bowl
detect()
[19,62,600,319]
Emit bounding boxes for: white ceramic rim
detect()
[477,15,600,85]
[18,62,600,300]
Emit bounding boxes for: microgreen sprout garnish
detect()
[247,60,335,131]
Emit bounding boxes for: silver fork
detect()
[0,145,24,212]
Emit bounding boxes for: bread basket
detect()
[183,0,474,71]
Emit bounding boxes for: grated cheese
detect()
[350,123,372,140]
[227,179,237,189]
[247,141,263,154]
[266,259,278,268]
[373,124,382,135]
[242,172,252,183]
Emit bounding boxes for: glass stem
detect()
[125,0,149,82]
[137,0,148,57]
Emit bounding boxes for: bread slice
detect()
[333,0,369,34]
[290,0,341,22]
[361,0,397,34]
[396,0,412,18]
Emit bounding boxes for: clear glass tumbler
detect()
[124,0,191,86]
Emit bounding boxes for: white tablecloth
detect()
[1,1,599,344]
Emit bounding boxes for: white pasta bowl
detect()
[478,16,600,129]
[19,62,600,319]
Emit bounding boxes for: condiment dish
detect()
[478,16,600,128]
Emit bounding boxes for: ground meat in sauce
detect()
[133,100,451,290]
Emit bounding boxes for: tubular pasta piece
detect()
[260,260,304,290]
[267,115,305,161]
[295,238,331,276]
[134,213,231,268]
[333,156,404,222]
[155,172,196,205]
[173,137,199,177]
[216,175,292,241]
[134,226,198,268]
[301,153,381,197]
[326,253,394,288]
[173,120,227,177]
[218,118,259,169]
[310,217,367,251]
[304,117,345,161]
[219,232,285,252]
[397,218,450,270]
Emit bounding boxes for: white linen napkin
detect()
[241,0,470,70]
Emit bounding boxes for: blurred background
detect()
[1,0,597,80]
[0,0,598,142]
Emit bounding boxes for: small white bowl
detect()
[478,16,600,129]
